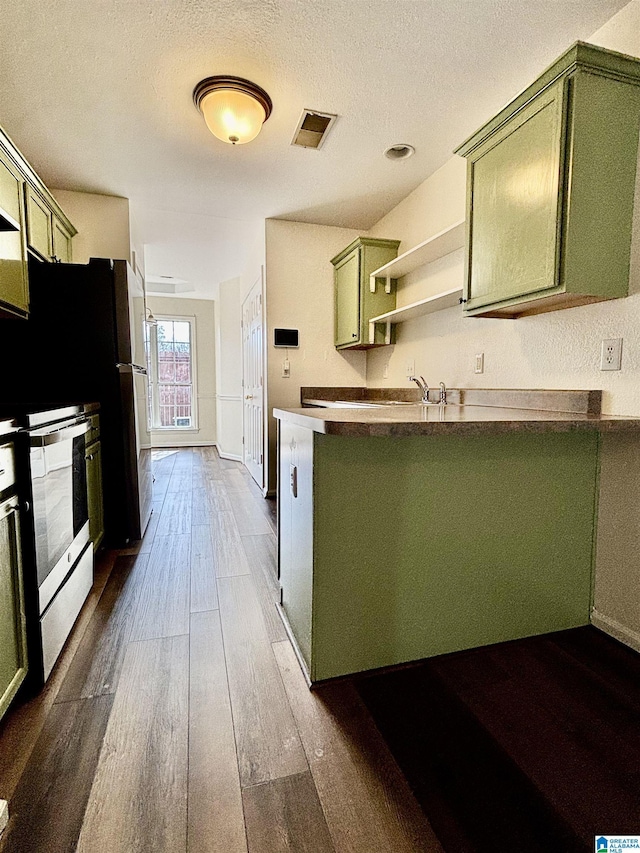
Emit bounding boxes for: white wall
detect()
[51,190,131,264]
[147,295,216,448]
[241,221,266,302]
[129,206,146,279]
[364,13,640,419]
[264,219,368,492]
[215,277,243,460]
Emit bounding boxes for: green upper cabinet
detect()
[332,237,400,349]
[456,42,640,318]
[26,188,74,264]
[0,124,76,318]
[26,185,53,261]
[0,148,28,318]
[52,215,73,263]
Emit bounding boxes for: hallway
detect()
[0,447,440,853]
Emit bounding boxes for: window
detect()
[144,317,197,429]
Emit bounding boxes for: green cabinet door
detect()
[334,248,360,347]
[332,237,400,349]
[0,496,28,722]
[457,41,640,318]
[86,440,105,550]
[52,215,73,263]
[0,152,28,317]
[26,186,53,261]
[466,81,565,311]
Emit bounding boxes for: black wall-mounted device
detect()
[274,328,299,348]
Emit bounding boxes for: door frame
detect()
[241,267,266,493]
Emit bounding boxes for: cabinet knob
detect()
[245,395,253,400]
[459,297,468,305]
[352,333,357,338]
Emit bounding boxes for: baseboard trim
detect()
[591,609,640,654]
[151,440,216,448]
[215,445,242,462]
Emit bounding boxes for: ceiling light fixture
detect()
[384,144,415,161]
[193,76,272,145]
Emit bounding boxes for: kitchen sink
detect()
[334,399,417,408]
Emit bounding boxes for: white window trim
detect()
[147,314,198,431]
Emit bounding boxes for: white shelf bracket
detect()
[369,275,376,294]
[385,274,392,295]
[385,321,392,345]
[368,321,376,345]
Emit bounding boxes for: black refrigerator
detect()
[1,257,152,546]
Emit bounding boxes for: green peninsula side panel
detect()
[311,431,599,681]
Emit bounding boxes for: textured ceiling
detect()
[0,0,630,292]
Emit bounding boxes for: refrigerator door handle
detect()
[117,363,147,375]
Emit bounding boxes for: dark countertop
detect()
[274,403,640,437]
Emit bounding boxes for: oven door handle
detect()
[30,420,90,447]
[0,495,19,519]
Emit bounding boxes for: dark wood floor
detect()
[0,447,440,853]
[356,626,640,853]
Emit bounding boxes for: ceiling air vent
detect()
[291,110,337,150]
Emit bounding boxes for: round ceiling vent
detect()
[384,144,415,161]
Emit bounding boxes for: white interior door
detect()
[242,273,264,489]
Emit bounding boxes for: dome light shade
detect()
[193,76,272,145]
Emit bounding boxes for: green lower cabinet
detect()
[0,494,28,722]
[278,422,599,682]
[456,42,640,318]
[86,439,104,550]
[332,237,400,349]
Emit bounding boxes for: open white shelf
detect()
[368,287,463,344]
[369,218,465,294]
[366,218,466,344]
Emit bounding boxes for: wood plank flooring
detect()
[0,447,437,853]
[356,626,640,853]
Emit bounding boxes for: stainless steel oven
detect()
[21,406,93,681]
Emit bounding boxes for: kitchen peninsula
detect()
[276,389,640,683]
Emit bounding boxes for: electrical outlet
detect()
[474,353,484,374]
[406,358,415,378]
[383,362,389,379]
[600,338,622,371]
[282,358,290,378]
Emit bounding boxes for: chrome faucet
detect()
[439,381,447,405]
[409,376,430,404]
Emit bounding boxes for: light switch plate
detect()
[282,358,290,378]
[406,358,415,378]
[474,353,484,374]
